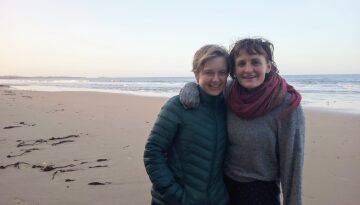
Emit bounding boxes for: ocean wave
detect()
[2,75,360,113]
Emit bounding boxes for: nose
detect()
[212,73,220,82]
[243,63,253,73]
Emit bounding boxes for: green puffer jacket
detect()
[144,88,229,205]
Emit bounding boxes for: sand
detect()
[0,87,359,205]
[302,109,360,204]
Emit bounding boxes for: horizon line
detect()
[1,73,360,79]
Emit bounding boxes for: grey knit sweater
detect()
[179,81,305,205]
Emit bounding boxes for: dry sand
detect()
[0,87,359,205]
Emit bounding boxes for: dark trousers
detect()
[224,175,280,205]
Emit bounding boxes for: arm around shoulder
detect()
[179,82,200,109]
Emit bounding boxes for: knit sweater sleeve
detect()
[143,97,184,203]
[278,104,305,205]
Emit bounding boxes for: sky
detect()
[0,0,359,77]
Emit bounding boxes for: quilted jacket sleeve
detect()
[143,97,184,203]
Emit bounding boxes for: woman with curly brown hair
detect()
[180,38,305,205]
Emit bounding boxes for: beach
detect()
[0,87,359,205]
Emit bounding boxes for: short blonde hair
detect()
[192,44,229,74]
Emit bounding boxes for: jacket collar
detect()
[198,86,224,107]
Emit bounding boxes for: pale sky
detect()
[0,0,359,77]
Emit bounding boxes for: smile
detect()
[241,75,256,79]
[209,84,222,88]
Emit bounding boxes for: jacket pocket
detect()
[162,183,184,205]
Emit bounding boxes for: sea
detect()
[1,74,360,114]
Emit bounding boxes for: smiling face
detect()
[196,56,228,96]
[234,50,271,90]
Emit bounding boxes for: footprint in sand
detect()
[21,96,32,99]
[88,182,112,185]
[13,197,28,205]
[3,122,36,129]
[3,125,21,129]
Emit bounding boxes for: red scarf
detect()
[228,72,301,119]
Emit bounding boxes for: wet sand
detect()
[0,87,359,205]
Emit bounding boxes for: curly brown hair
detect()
[229,38,278,79]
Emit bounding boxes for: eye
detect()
[204,71,215,76]
[219,71,228,76]
[237,61,246,67]
[251,59,261,66]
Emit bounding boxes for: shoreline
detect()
[6,85,360,115]
[1,87,360,204]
